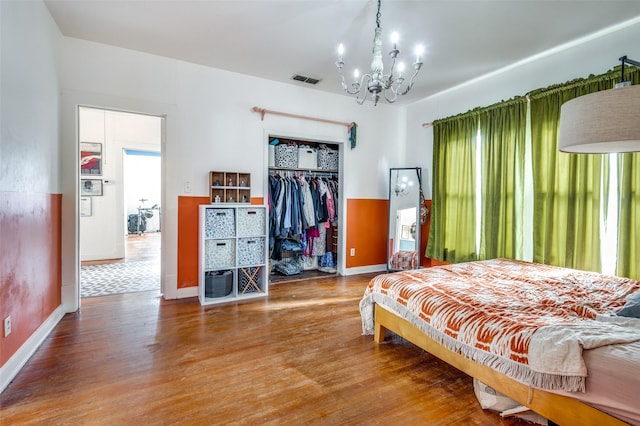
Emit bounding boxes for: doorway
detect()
[78,106,163,298]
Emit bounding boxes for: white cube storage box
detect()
[237,237,265,266]
[237,207,266,237]
[297,146,318,169]
[199,204,268,305]
[318,146,339,170]
[274,144,298,168]
[204,239,235,269]
[205,208,235,238]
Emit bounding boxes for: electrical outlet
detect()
[4,316,11,337]
[184,181,192,193]
[350,248,355,256]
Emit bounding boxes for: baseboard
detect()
[176,285,198,299]
[343,264,387,276]
[0,304,66,394]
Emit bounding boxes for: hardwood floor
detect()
[1,275,538,425]
[81,232,160,266]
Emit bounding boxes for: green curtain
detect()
[617,153,640,279]
[528,72,627,272]
[478,99,527,260]
[615,69,640,279]
[427,114,478,263]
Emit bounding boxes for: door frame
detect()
[75,105,166,307]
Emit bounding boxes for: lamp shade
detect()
[558,84,640,153]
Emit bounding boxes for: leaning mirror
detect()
[387,167,422,271]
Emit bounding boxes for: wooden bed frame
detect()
[373,304,628,426]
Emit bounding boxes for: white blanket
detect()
[528,316,640,386]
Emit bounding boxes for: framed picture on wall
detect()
[80,197,92,216]
[81,179,103,196]
[80,142,102,175]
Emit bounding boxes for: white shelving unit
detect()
[198,204,268,305]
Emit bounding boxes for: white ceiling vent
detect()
[291,74,321,85]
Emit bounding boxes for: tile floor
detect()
[81,233,160,298]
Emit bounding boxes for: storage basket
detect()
[237,237,266,266]
[317,146,338,170]
[205,208,235,238]
[205,270,233,298]
[297,146,318,169]
[274,143,298,168]
[237,207,266,237]
[239,266,264,294]
[205,239,236,269]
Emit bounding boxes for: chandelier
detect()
[335,0,424,106]
[394,174,413,197]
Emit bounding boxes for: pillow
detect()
[617,291,640,318]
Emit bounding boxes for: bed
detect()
[360,259,640,425]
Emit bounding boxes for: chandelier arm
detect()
[337,66,368,95]
[387,55,397,84]
[383,87,399,103]
[355,74,374,104]
[395,65,422,97]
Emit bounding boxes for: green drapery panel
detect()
[478,99,527,260]
[528,69,636,272]
[615,69,640,279]
[427,114,478,263]
[617,153,640,279]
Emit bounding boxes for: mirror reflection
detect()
[388,167,422,271]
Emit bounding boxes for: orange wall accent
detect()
[177,196,208,288]
[346,199,389,268]
[419,199,451,268]
[177,196,266,289]
[0,192,62,367]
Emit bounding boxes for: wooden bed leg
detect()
[374,321,386,343]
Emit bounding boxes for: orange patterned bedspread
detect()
[360,259,640,391]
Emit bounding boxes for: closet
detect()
[267,136,340,283]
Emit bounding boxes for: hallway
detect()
[80,232,160,297]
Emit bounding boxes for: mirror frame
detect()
[387,167,422,272]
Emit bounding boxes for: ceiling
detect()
[44,0,640,106]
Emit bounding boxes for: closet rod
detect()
[252,106,352,129]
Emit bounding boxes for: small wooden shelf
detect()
[209,171,251,203]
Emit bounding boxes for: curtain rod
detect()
[252,106,353,129]
[422,122,433,128]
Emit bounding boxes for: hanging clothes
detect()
[268,170,338,261]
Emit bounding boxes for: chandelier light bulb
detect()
[354,68,360,79]
[391,31,399,46]
[414,44,425,62]
[338,43,344,56]
[398,62,405,75]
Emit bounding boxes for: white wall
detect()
[405,18,640,199]
[0,0,61,194]
[58,36,405,308]
[0,0,64,393]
